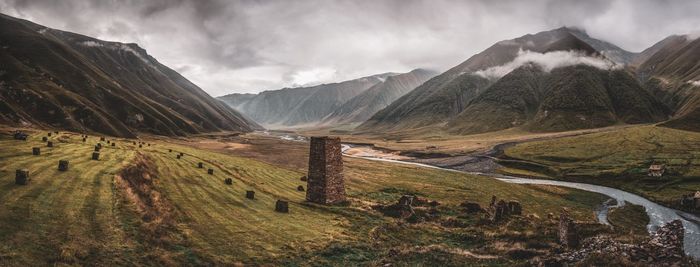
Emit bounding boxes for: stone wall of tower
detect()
[306,136,346,204]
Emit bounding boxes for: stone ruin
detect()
[541,220,686,265]
[92,152,100,160]
[559,211,579,249]
[488,195,522,222]
[207,168,214,175]
[224,178,233,185]
[275,200,289,213]
[32,147,40,156]
[306,136,346,205]
[15,169,29,185]
[373,195,441,222]
[246,190,255,199]
[58,160,69,171]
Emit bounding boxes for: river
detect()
[340,144,700,258]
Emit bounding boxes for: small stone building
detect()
[306,136,346,205]
[648,164,665,177]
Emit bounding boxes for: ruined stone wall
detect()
[306,136,346,204]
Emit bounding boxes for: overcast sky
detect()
[2,0,699,96]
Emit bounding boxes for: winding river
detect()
[340,144,700,258]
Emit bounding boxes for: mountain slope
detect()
[0,13,260,137]
[219,73,395,128]
[635,35,700,131]
[447,65,668,134]
[319,69,437,126]
[358,27,635,133]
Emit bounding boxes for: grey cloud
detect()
[1,0,699,96]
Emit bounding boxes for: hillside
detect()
[219,73,395,128]
[319,69,437,126]
[0,129,611,265]
[447,65,668,134]
[0,14,260,137]
[636,35,700,131]
[358,27,637,133]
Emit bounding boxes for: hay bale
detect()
[58,160,69,171]
[138,144,142,148]
[297,185,305,191]
[207,168,214,175]
[47,141,53,147]
[275,200,289,213]
[176,155,181,159]
[82,138,86,142]
[246,191,255,199]
[224,178,233,185]
[32,147,40,155]
[179,152,184,156]
[168,149,172,153]
[132,141,136,145]
[111,143,116,147]
[15,169,29,185]
[198,162,204,168]
[92,152,100,160]
[42,137,48,142]
[47,132,52,137]
[100,137,105,141]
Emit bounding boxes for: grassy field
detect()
[0,129,613,265]
[503,125,700,206]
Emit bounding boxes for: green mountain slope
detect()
[0,13,260,137]
[319,69,437,126]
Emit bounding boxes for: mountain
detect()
[636,35,700,131]
[358,27,636,133]
[218,73,396,128]
[0,13,260,137]
[446,64,668,134]
[319,69,437,126]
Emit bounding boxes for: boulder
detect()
[297,185,305,191]
[460,201,484,213]
[375,195,415,219]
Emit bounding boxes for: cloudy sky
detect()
[1,0,699,96]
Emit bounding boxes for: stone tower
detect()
[306,136,346,204]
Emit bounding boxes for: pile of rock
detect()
[679,191,700,213]
[539,220,686,265]
[373,195,440,223]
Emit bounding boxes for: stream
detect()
[340,144,700,258]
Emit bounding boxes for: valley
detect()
[1,5,700,266]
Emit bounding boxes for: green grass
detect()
[504,125,700,205]
[607,202,649,236]
[0,130,613,265]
